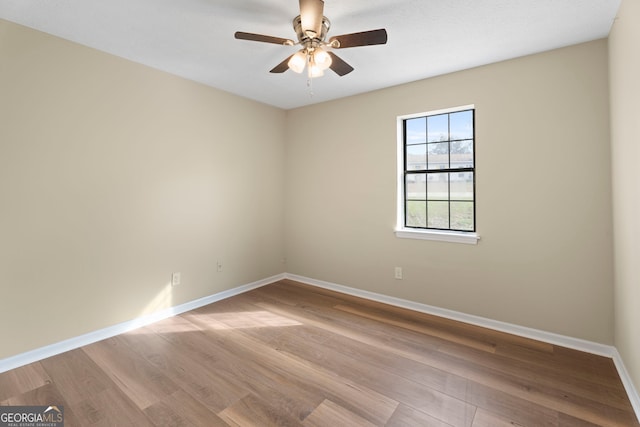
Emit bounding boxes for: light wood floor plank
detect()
[71,387,155,426]
[144,390,230,427]
[471,408,527,427]
[386,403,457,427]
[0,362,51,401]
[39,348,111,404]
[218,392,305,427]
[81,336,179,410]
[302,399,377,427]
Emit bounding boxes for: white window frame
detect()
[395,105,480,245]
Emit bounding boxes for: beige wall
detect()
[0,20,286,359]
[609,0,640,396]
[285,40,614,344]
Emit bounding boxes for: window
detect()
[396,105,479,244]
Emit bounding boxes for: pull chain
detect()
[307,76,314,97]
[306,54,314,97]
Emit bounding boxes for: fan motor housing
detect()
[293,15,331,44]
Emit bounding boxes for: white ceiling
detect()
[0,0,620,109]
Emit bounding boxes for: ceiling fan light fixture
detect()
[288,50,307,73]
[235,0,387,79]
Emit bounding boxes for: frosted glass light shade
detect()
[288,50,307,73]
[313,48,332,70]
[309,64,324,78]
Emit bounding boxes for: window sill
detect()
[395,228,480,245]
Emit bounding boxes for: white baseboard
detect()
[0,273,285,374]
[612,348,640,419]
[285,273,640,422]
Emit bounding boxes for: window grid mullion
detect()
[424,118,428,227]
[447,115,451,229]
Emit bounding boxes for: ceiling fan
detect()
[234,0,388,77]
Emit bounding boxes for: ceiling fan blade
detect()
[329,29,388,49]
[235,31,294,46]
[299,0,324,37]
[328,52,354,76]
[270,55,293,73]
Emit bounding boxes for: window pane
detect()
[427,201,449,229]
[427,114,448,142]
[427,173,448,201]
[406,117,426,145]
[406,144,426,171]
[406,174,426,200]
[450,172,473,201]
[450,110,473,140]
[450,201,474,231]
[427,142,448,170]
[406,201,427,227]
[450,140,473,169]
[401,107,475,232]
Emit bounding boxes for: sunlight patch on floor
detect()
[191,311,302,330]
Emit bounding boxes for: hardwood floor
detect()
[1,279,637,426]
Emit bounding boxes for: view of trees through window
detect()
[403,108,475,232]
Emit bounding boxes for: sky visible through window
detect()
[406,110,473,144]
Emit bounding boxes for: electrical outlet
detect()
[216,261,223,273]
[394,267,403,280]
[171,272,181,286]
